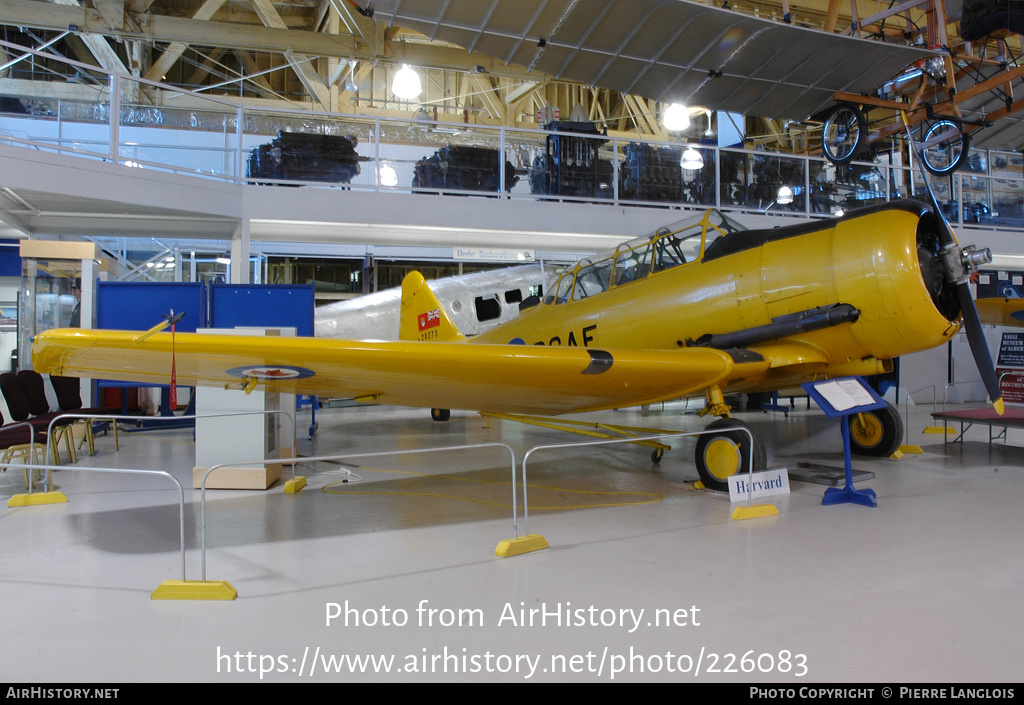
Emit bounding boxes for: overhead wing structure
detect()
[32,329,771,416]
[359,0,941,119]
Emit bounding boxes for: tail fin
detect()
[399,272,465,342]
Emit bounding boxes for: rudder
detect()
[399,272,465,342]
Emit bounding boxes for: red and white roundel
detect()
[227,365,315,380]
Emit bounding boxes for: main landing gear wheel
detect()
[430,408,451,422]
[920,119,970,176]
[694,418,767,492]
[849,403,903,458]
[821,103,867,165]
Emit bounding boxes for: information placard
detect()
[727,468,790,502]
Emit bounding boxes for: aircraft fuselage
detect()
[472,201,959,394]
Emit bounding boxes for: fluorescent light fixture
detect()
[378,165,398,187]
[777,186,794,205]
[663,103,690,132]
[216,257,231,265]
[680,147,704,170]
[392,64,422,100]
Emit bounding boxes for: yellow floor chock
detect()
[151,580,237,600]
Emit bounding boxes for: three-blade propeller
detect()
[903,113,1004,414]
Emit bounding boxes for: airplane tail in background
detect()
[399,272,466,342]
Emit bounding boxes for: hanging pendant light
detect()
[392,64,422,100]
[663,103,690,131]
[378,164,398,187]
[680,147,704,170]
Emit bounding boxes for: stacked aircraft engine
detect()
[530,121,614,199]
[619,143,684,202]
[247,131,362,184]
[412,145,519,193]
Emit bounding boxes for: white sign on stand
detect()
[727,467,790,502]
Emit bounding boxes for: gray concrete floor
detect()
[1,400,1022,683]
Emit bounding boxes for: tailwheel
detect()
[849,403,903,457]
[430,408,451,422]
[651,448,665,464]
[694,418,767,492]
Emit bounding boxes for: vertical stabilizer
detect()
[399,272,466,342]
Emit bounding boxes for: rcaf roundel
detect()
[226,365,316,380]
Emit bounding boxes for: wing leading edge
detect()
[32,328,772,416]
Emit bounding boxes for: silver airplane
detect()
[314,263,561,340]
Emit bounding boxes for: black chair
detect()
[0,405,47,488]
[49,375,120,456]
[0,371,72,464]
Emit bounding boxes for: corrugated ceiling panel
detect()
[361,0,939,120]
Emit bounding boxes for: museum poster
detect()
[997,331,1024,404]
[979,271,1024,403]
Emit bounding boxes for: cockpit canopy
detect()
[544,209,746,305]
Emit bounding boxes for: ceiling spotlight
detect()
[379,164,398,187]
[777,185,794,205]
[680,147,704,170]
[392,64,422,100]
[663,103,690,132]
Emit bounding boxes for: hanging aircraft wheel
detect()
[849,404,904,457]
[651,448,664,464]
[821,103,867,165]
[430,408,451,422]
[694,418,767,492]
[920,119,970,176]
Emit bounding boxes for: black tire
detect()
[430,408,451,422]
[651,448,664,464]
[694,418,767,492]
[822,104,867,165]
[920,119,970,176]
[849,403,904,457]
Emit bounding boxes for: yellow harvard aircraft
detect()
[31,198,1003,491]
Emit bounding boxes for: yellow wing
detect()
[976,297,1024,327]
[32,329,772,416]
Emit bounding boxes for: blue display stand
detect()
[802,377,887,508]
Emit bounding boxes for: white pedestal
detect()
[193,327,297,489]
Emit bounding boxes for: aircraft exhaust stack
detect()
[688,304,860,350]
